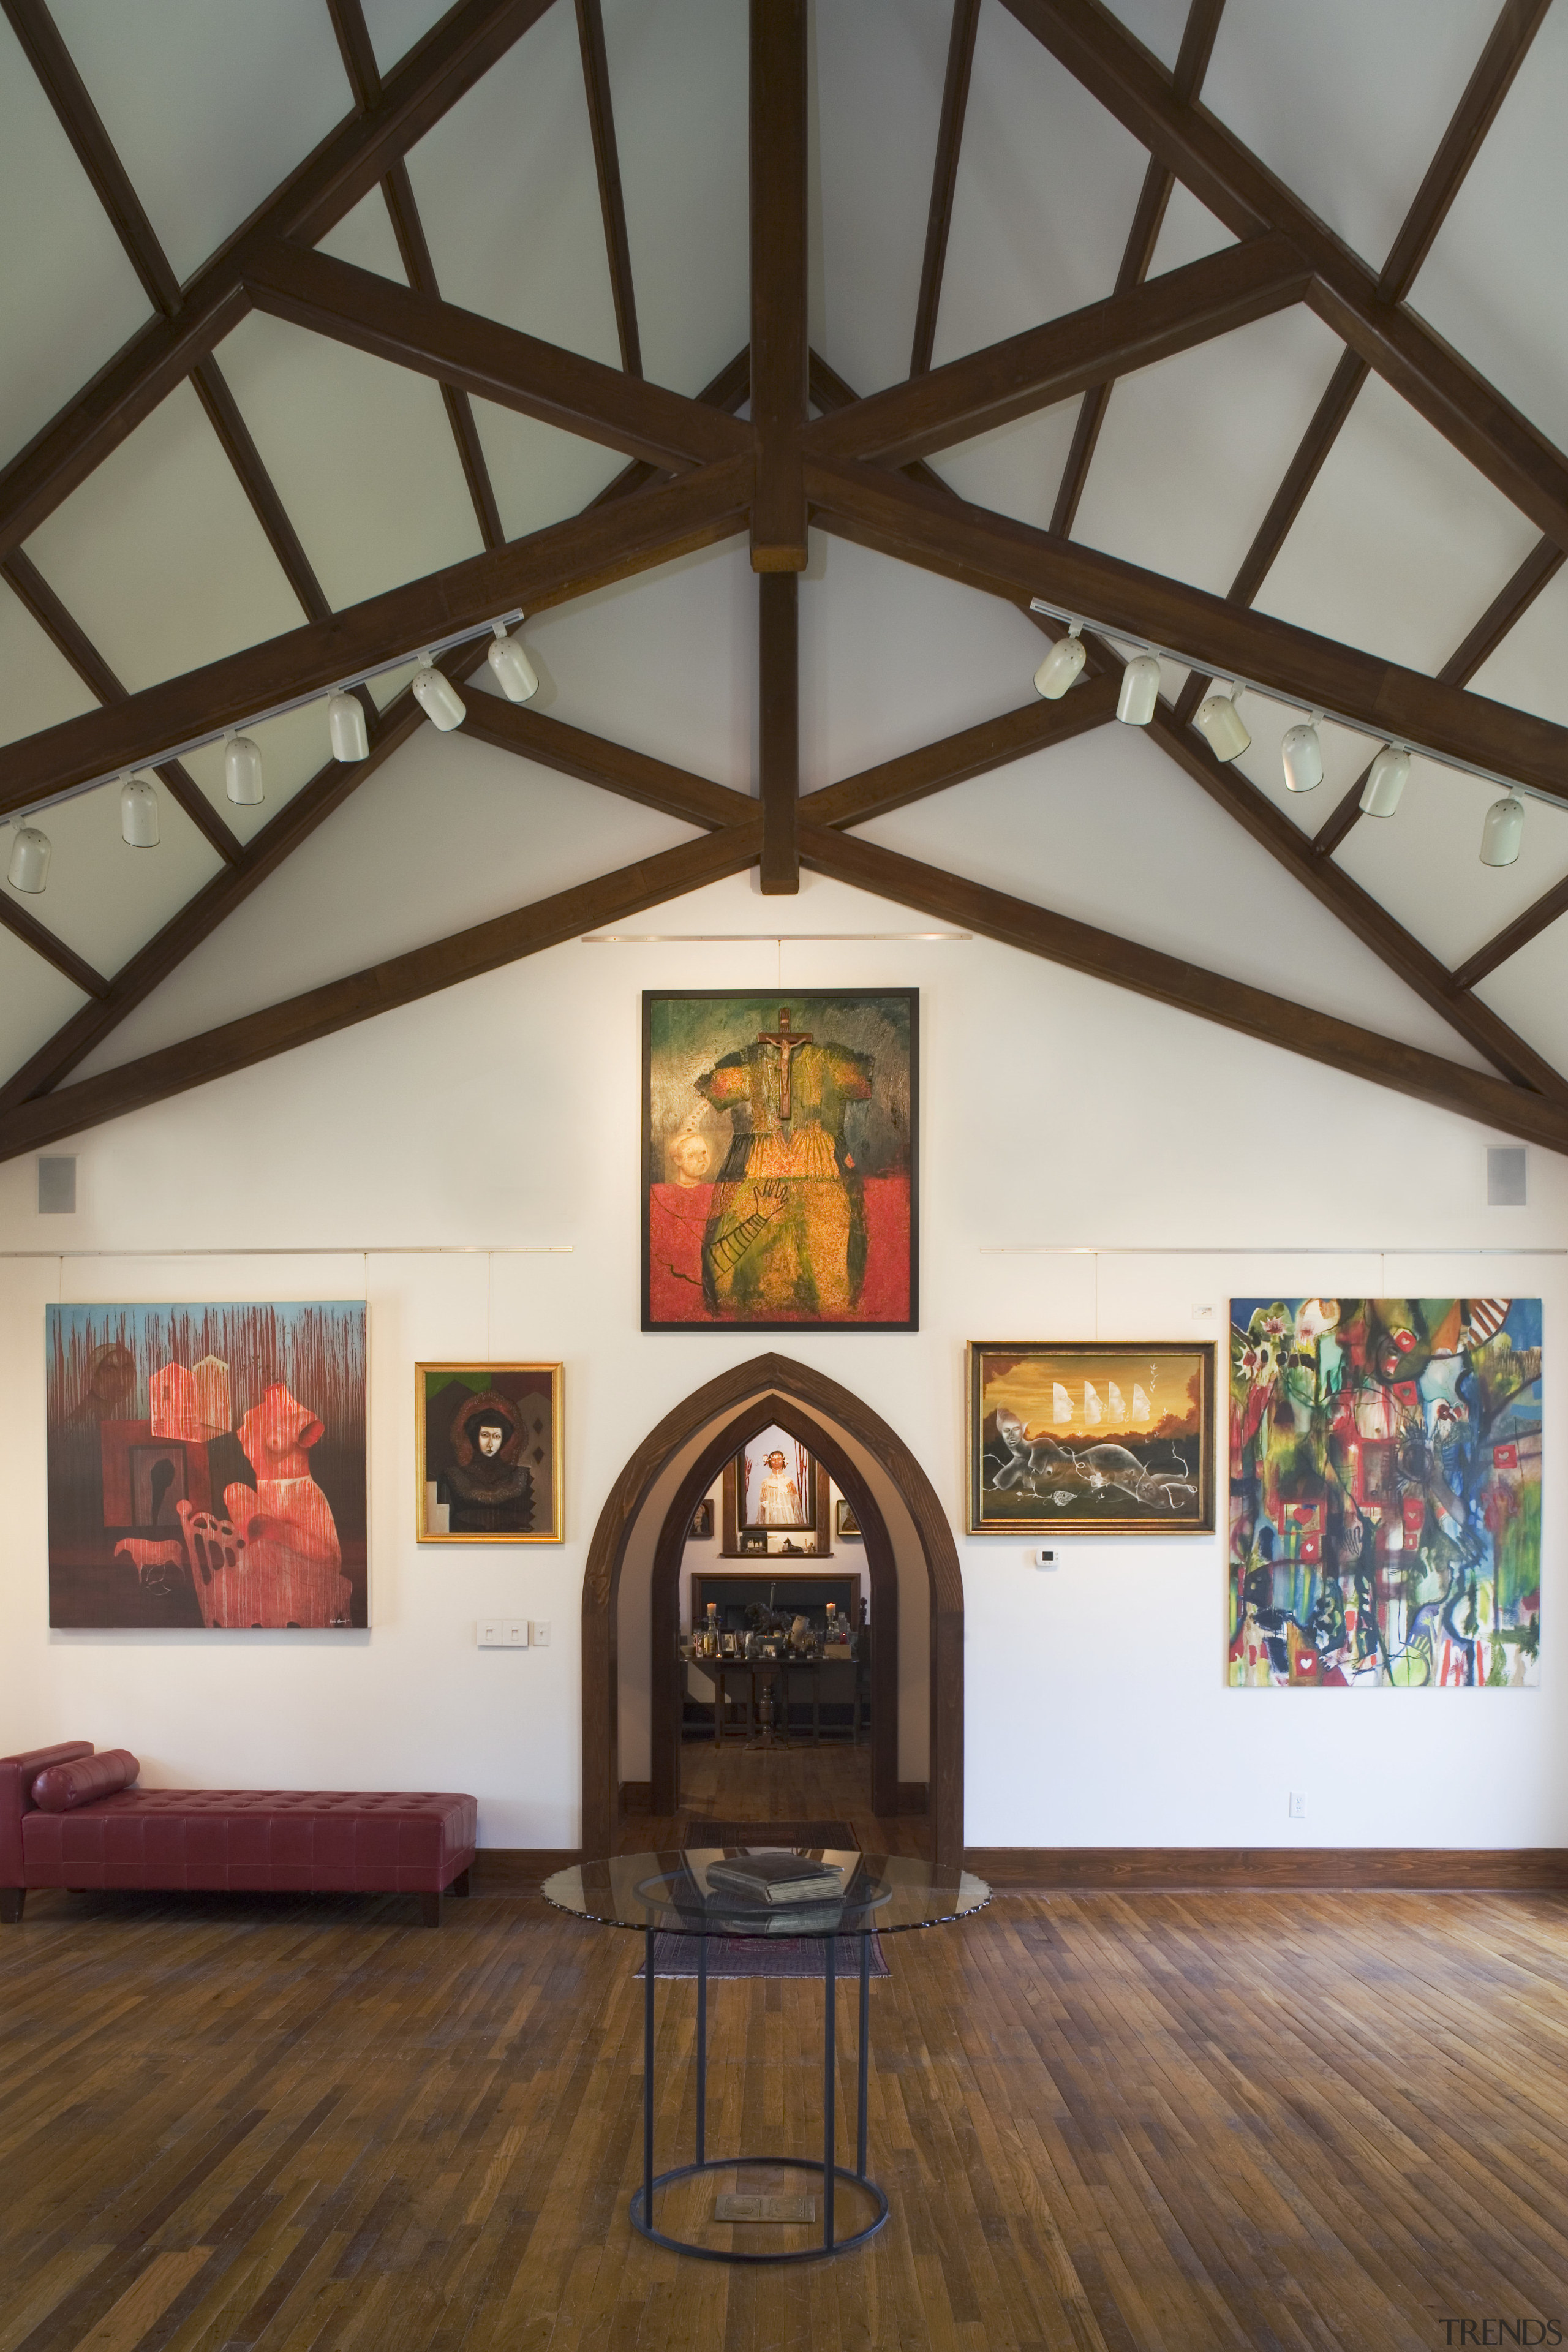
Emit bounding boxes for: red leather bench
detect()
[1,1744,478,1928]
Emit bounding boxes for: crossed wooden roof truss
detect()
[2,0,1567,1159]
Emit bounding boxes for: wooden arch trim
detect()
[580,1352,965,1867]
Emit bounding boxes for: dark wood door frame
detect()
[647,1396,899,1821]
[581,1352,965,1866]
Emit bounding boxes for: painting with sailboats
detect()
[967,1341,1216,1534]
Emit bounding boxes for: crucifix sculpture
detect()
[756,1006,812,1119]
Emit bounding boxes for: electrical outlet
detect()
[1289,1791,1308,1819]
[1032,1548,1057,1569]
[529,1619,551,1646]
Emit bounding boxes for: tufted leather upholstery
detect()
[32,1749,139,1812]
[0,1744,93,1885]
[2,1748,476,1897]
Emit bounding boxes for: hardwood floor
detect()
[641,1740,927,1856]
[4,1874,1566,2349]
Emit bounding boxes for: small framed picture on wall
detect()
[416,1363,563,1542]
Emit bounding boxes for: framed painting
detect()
[835,1498,862,1540]
[643,990,918,1330]
[689,1499,714,1541]
[1229,1297,1542,1687]
[46,1302,368,1629]
[721,1425,831,1555]
[416,1363,563,1543]
[968,1341,1216,1535]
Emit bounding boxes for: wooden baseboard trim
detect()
[965,1846,1568,1891]
[471,1848,581,1889]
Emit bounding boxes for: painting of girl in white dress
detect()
[742,1424,813,1531]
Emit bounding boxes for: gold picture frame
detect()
[415,1362,563,1544]
[967,1341,1215,1536]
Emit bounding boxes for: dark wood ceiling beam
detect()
[799,824,1568,1154]
[810,235,1310,469]
[1001,0,1568,549]
[458,698,755,832]
[1455,875,1568,990]
[801,673,1120,829]
[0,894,108,1000]
[758,573,799,891]
[0,0,556,561]
[749,0,809,570]
[188,358,334,619]
[0,824,763,1162]
[801,454,1568,799]
[0,450,753,817]
[1050,0,1226,538]
[575,0,642,379]
[909,0,981,379]
[241,242,748,471]
[587,347,752,510]
[1,549,244,869]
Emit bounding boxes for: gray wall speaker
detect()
[37,1156,77,1213]
[1487,1145,1526,1207]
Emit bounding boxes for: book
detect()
[703,1851,845,1891]
[706,1858,845,1908]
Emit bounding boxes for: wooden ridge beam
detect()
[758,573,800,891]
[0,826,762,1163]
[241,242,747,472]
[458,698,755,832]
[800,674,1120,829]
[0,451,753,818]
[798,824,1568,1155]
[801,453,1568,801]
[749,0,808,569]
[1001,0,1568,551]
[909,0,981,379]
[810,235,1309,469]
[0,0,556,560]
[1052,0,1226,538]
[575,0,642,378]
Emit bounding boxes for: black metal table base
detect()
[631,1921,889,2263]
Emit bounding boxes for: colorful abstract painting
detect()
[1229,1298,1541,1687]
[643,991,917,1330]
[968,1341,1216,1534]
[47,1302,367,1629]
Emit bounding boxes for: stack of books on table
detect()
[701,1852,846,1929]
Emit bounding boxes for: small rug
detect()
[636,1931,888,1980]
[682,1820,860,1850]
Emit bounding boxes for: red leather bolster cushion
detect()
[32,1749,139,1812]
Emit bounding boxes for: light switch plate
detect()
[478,1620,501,1648]
[529,1619,551,1646]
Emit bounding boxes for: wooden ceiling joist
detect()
[0,0,557,562]
[798,826,1568,1155]
[575,0,643,380]
[0,893,108,1001]
[799,677,1120,830]
[810,235,1311,469]
[908,0,981,380]
[0,826,762,1164]
[0,451,753,819]
[458,699,753,834]
[748,0,809,570]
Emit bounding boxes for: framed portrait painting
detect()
[416,1363,562,1542]
[643,990,918,1330]
[968,1341,1216,1535]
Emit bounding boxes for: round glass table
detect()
[543,1847,990,2262]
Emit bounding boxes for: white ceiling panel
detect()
[0,927,88,1092]
[1332,752,1568,975]
[814,0,950,396]
[53,0,352,287]
[404,3,620,368]
[468,401,627,543]
[1146,179,1236,275]
[0,580,99,751]
[2,778,220,978]
[1410,2,1568,456]
[1200,0,1496,274]
[932,404,1083,535]
[70,728,699,1077]
[1466,561,1568,731]
[856,722,1492,1068]
[0,15,151,473]
[315,184,410,283]
[932,0,1151,366]
[1072,305,1347,597]
[1474,919,1568,1080]
[21,379,304,694]
[361,0,453,79]
[211,312,481,613]
[1101,0,1188,75]
[603,0,749,395]
[1254,369,1542,674]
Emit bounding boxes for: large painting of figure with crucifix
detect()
[643,991,918,1330]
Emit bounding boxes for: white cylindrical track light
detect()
[1481,794,1524,867]
[487,622,538,704]
[119,776,159,847]
[328,691,369,763]
[412,658,466,731]
[7,824,50,893]
[1116,653,1161,725]
[1360,745,1410,818]
[224,733,264,805]
[1193,685,1251,761]
[1033,620,1085,701]
[1281,712,1324,793]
